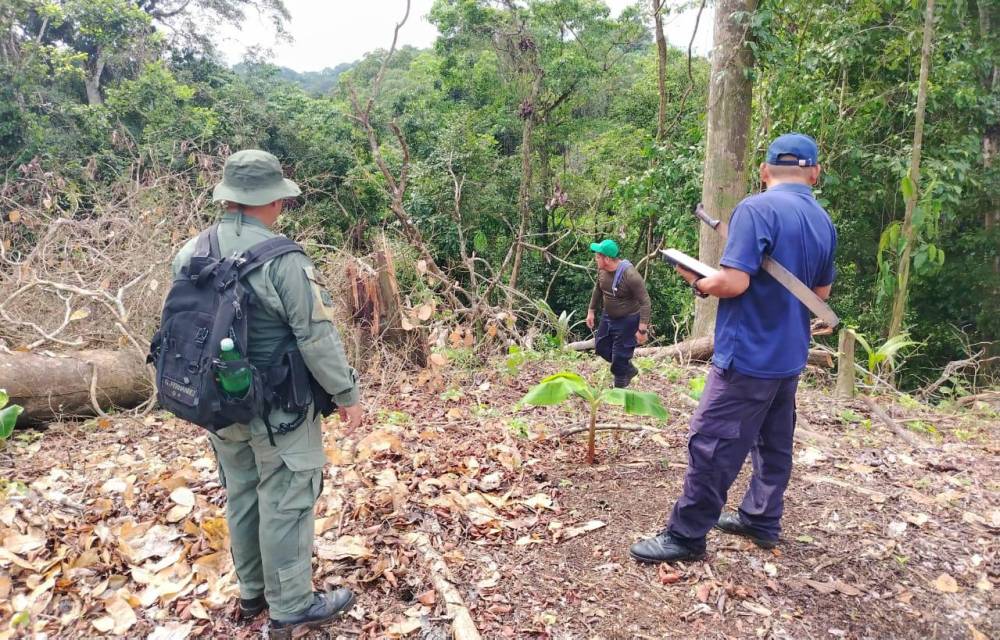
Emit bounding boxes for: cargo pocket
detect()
[276,557,312,615]
[277,449,325,514]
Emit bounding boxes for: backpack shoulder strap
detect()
[237,236,305,277]
[192,224,221,259]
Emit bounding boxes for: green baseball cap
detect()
[212,149,301,206]
[589,238,620,258]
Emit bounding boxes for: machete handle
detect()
[694,203,721,229]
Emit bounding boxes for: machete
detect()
[693,203,839,328]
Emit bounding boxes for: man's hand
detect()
[636,324,649,345]
[586,309,596,330]
[673,264,698,285]
[338,404,363,432]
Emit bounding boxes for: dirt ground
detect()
[1,353,997,639]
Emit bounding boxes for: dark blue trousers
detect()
[667,365,799,549]
[595,312,639,378]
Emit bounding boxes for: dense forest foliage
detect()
[0,0,997,386]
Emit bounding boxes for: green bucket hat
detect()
[212,149,301,206]
[589,238,620,258]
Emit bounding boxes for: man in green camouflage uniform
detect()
[171,150,361,638]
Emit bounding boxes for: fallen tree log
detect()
[0,349,150,424]
[566,336,833,367]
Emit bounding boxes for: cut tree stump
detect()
[836,329,856,398]
[1,349,150,425]
[567,336,833,367]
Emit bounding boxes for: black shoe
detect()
[629,530,705,564]
[268,589,355,639]
[715,511,778,549]
[614,364,639,388]
[238,594,267,621]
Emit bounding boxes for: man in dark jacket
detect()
[586,239,652,388]
[629,133,837,564]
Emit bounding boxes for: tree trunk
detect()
[836,329,856,399]
[566,335,833,367]
[978,0,999,366]
[508,72,543,301]
[653,0,669,142]
[374,237,429,368]
[1,349,150,425]
[692,0,757,338]
[887,0,936,339]
[85,51,106,106]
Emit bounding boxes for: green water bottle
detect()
[217,338,252,397]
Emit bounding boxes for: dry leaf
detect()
[3,532,45,555]
[416,259,427,274]
[166,504,193,523]
[804,579,837,595]
[429,353,448,367]
[69,308,90,321]
[523,493,554,510]
[658,565,681,585]
[416,304,433,321]
[560,520,606,542]
[903,512,929,527]
[356,430,403,461]
[148,621,195,640]
[386,618,422,636]
[170,486,195,507]
[967,624,989,640]
[741,601,772,616]
[316,535,373,561]
[188,599,210,620]
[7,210,21,223]
[416,589,436,606]
[105,594,137,635]
[833,580,862,596]
[933,573,959,593]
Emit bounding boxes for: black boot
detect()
[714,511,778,549]
[629,530,705,564]
[238,595,267,621]
[268,589,355,639]
[614,363,640,388]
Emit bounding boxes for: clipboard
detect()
[659,249,719,278]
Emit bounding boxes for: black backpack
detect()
[149,225,305,436]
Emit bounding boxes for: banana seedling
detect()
[521,372,668,464]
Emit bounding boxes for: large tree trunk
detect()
[1,349,150,425]
[84,51,106,106]
[691,0,757,339]
[508,73,543,302]
[887,0,936,339]
[979,0,999,366]
[566,335,833,367]
[653,0,669,142]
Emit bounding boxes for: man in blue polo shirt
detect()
[629,133,836,563]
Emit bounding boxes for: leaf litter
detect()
[0,355,996,638]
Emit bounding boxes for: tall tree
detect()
[652,0,668,142]
[691,0,757,338]
[886,0,936,339]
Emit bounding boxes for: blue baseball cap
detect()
[766,133,818,167]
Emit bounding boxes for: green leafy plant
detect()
[850,330,920,384]
[505,345,527,377]
[0,389,23,441]
[688,375,707,401]
[533,299,582,348]
[521,372,668,464]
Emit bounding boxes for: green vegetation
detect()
[0,390,23,441]
[521,371,668,464]
[0,0,996,388]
